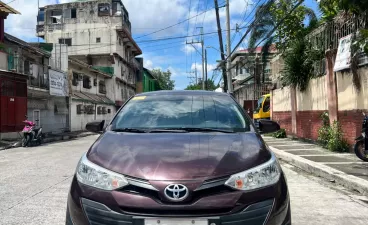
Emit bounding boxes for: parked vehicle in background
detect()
[253,94,271,127]
[22,116,43,147]
[354,112,368,162]
[66,91,290,225]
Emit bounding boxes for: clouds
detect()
[5,0,57,40]
[181,42,202,54]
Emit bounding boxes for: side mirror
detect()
[86,120,105,133]
[258,119,280,134]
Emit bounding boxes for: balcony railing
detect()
[29,76,49,90]
[36,25,44,33]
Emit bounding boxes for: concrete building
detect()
[36,0,142,111]
[68,58,115,131]
[3,34,70,138]
[230,45,277,109]
[0,2,27,140]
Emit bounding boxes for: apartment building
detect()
[36,0,142,112]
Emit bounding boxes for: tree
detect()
[185,79,219,91]
[151,69,175,90]
[249,0,317,53]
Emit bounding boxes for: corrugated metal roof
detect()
[4,33,51,57]
[72,91,114,105]
[0,1,21,14]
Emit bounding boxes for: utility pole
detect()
[198,27,205,90]
[226,0,233,94]
[214,0,227,92]
[205,48,208,90]
[186,27,205,90]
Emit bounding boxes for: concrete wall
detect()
[27,92,69,134]
[70,101,115,131]
[49,43,68,72]
[272,66,368,146]
[44,0,123,56]
[297,76,328,111]
[0,51,7,70]
[272,87,292,112]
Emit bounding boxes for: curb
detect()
[270,146,368,196]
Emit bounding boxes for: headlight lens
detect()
[225,154,281,191]
[76,153,129,190]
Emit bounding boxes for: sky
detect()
[4,0,320,90]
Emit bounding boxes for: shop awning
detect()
[72,91,115,105]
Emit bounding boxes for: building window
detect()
[96,37,101,43]
[51,10,62,24]
[112,1,122,16]
[119,38,121,46]
[24,60,30,75]
[59,38,72,46]
[71,8,77,18]
[83,76,92,89]
[72,73,79,86]
[99,80,106,94]
[98,3,110,16]
[108,108,111,114]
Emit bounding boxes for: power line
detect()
[136,25,249,44]
[5,0,16,4]
[135,4,223,40]
[227,0,304,62]
[226,0,275,58]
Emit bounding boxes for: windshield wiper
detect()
[148,129,189,133]
[171,127,235,133]
[111,128,148,133]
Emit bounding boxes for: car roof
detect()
[135,90,231,97]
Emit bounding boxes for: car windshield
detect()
[111,94,250,132]
[254,96,264,114]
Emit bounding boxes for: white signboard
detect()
[334,34,352,72]
[49,69,68,97]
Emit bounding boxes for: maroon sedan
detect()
[66,91,290,225]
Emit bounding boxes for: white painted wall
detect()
[70,101,115,131]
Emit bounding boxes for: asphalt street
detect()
[0,136,368,225]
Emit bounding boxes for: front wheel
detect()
[354,140,368,162]
[22,135,30,147]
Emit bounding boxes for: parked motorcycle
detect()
[22,116,43,147]
[354,112,368,162]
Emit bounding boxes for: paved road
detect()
[0,136,368,225]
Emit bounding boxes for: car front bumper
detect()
[66,175,291,225]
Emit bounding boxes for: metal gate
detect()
[0,77,27,132]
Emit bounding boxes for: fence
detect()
[307,13,368,75]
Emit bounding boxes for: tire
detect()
[22,135,30,147]
[354,140,368,162]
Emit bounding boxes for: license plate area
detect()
[145,218,208,225]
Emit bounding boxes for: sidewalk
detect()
[0,131,95,150]
[263,136,368,196]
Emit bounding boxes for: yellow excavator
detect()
[253,94,271,126]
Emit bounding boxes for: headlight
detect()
[76,153,129,190]
[225,154,281,191]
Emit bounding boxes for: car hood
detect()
[87,131,271,181]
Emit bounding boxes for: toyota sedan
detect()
[66,90,291,225]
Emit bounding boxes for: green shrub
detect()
[326,121,350,152]
[272,129,287,138]
[317,112,349,152]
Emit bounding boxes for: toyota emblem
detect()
[164,184,189,202]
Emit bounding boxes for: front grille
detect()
[82,198,274,225]
[119,176,233,206]
[119,206,239,217]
